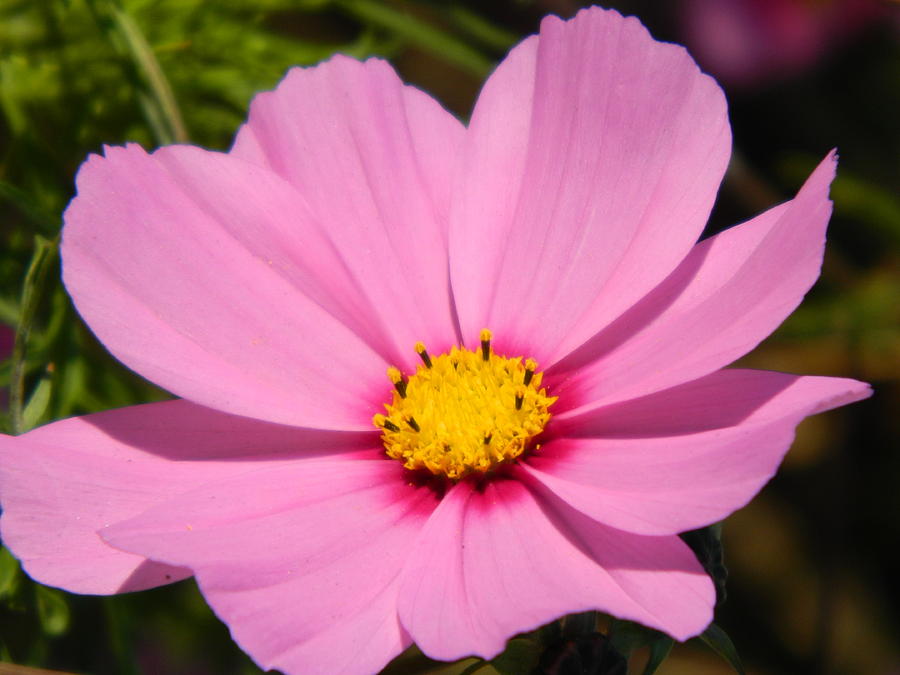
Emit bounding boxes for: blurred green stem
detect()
[336,0,494,77]
[0,181,59,235]
[10,236,58,435]
[725,149,783,214]
[445,5,516,52]
[110,6,189,144]
[85,0,189,145]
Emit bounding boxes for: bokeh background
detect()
[0,1,897,674]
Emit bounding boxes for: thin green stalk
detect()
[109,6,189,144]
[336,0,494,77]
[445,5,516,52]
[84,0,188,145]
[10,235,58,435]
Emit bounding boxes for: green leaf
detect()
[608,618,665,655]
[680,523,727,605]
[699,623,745,675]
[609,618,674,675]
[0,547,21,599]
[457,661,490,675]
[35,585,70,636]
[379,643,479,675]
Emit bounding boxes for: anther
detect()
[375,334,556,479]
[480,328,492,361]
[414,342,432,368]
[373,414,400,433]
[387,367,407,398]
[524,358,537,386]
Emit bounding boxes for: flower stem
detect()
[10,235,58,435]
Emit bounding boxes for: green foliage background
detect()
[1,1,898,673]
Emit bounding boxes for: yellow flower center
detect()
[373,330,557,480]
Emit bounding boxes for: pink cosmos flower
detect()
[0,7,871,675]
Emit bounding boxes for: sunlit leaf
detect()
[0,547,21,599]
[380,643,479,675]
[21,366,52,431]
[35,585,70,637]
[0,298,20,325]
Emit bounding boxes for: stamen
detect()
[375,331,556,479]
[373,414,400,433]
[415,342,432,368]
[387,366,407,398]
[480,328,492,361]
[524,358,537,386]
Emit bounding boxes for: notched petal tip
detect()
[453,1,732,362]
[526,370,872,539]
[811,377,872,414]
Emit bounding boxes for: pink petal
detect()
[522,369,870,535]
[103,457,439,675]
[63,144,392,429]
[0,400,369,594]
[232,55,465,363]
[398,479,713,662]
[449,6,730,360]
[550,152,838,410]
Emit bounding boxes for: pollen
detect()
[373,331,556,480]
